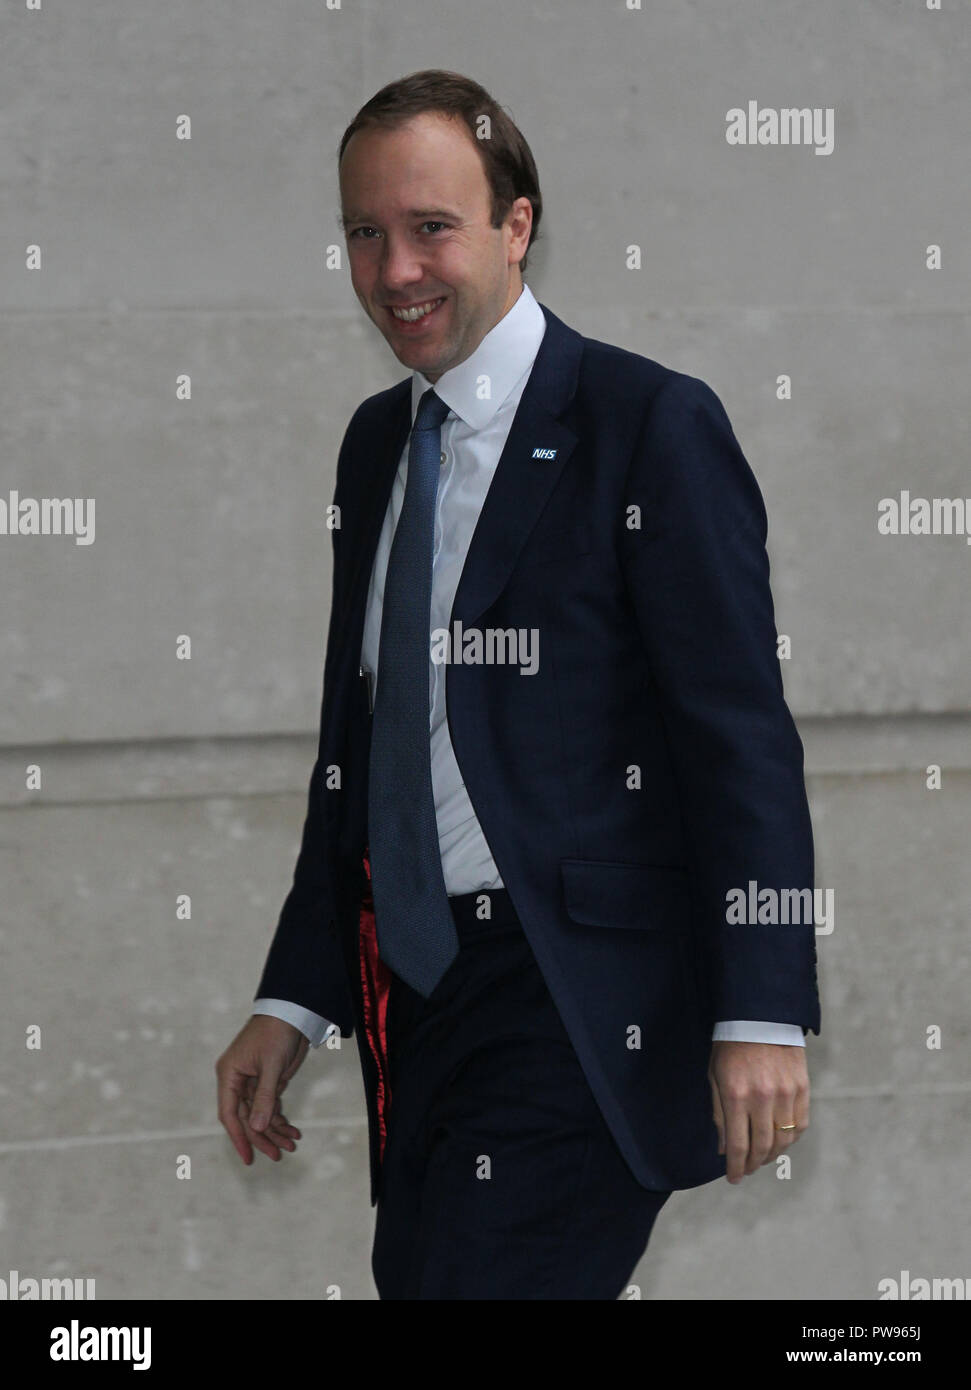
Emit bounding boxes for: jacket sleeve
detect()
[252,419,360,1035]
[618,373,820,1033]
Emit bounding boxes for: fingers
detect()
[760,1063,810,1166]
[794,1070,810,1137]
[270,1110,302,1140]
[710,1047,759,1182]
[722,1093,751,1184]
[236,1074,302,1160]
[709,1072,726,1155]
[765,1067,810,1162]
[237,1099,299,1162]
[215,1023,307,1166]
[748,1091,777,1174]
[741,1072,803,1175]
[247,1047,288,1133]
[710,1042,811,1183]
[216,1069,255,1166]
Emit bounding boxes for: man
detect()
[216,70,820,1300]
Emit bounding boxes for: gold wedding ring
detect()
[774,1122,797,1131]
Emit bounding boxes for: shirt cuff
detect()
[252,998,338,1048]
[713,1019,806,1047]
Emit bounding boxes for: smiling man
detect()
[216,69,821,1301]
[341,110,530,382]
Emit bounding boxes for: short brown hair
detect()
[338,69,543,273]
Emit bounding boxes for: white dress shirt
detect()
[254,284,804,1050]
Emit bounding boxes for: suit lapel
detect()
[318,383,410,795]
[341,383,412,645]
[329,302,585,722]
[450,305,583,628]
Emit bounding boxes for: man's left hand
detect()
[708,1041,810,1183]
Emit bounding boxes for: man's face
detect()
[339,112,532,382]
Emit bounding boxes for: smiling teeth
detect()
[391,298,443,321]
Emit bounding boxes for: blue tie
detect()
[367,387,460,997]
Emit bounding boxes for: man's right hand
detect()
[215,1016,310,1165]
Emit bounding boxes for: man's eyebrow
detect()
[339,207,462,228]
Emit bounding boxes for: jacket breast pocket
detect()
[560,858,689,930]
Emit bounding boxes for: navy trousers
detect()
[370,886,671,1300]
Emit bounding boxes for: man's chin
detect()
[387,339,450,376]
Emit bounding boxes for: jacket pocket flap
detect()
[560,858,688,929]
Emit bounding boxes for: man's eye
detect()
[347,223,449,240]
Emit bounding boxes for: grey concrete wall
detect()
[2,1,967,1300]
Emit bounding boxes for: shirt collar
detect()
[409,282,546,431]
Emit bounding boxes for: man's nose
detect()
[378,236,426,289]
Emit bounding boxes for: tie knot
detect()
[414,388,450,433]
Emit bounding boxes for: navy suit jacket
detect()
[256,301,821,1201]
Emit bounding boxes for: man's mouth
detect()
[387,297,446,323]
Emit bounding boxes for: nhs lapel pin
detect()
[531,446,558,459]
